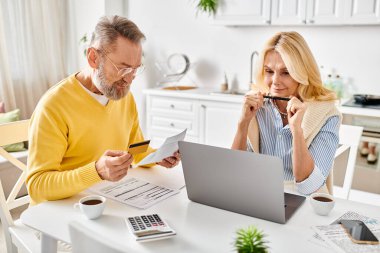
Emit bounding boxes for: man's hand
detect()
[156,151,181,169]
[95,150,133,181]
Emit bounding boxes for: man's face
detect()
[93,37,142,100]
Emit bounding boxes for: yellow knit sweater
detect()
[26,74,154,204]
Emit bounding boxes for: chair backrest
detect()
[69,221,127,253]
[327,124,363,199]
[0,120,30,228]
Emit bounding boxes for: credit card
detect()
[128,140,150,155]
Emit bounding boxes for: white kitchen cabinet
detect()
[306,0,346,25]
[199,101,241,148]
[271,0,307,25]
[146,95,200,148]
[268,0,346,25]
[306,0,380,24]
[344,0,380,24]
[144,89,243,149]
[212,0,271,25]
[213,0,380,26]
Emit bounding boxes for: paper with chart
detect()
[311,211,380,253]
[89,177,180,209]
[136,129,187,166]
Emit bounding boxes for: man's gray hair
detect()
[89,15,145,51]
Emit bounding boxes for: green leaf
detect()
[234,226,269,253]
[79,33,89,57]
[197,0,218,15]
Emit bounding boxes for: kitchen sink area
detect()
[209,90,247,96]
[160,86,197,91]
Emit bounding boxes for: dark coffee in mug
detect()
[313,196,333,202]
[82,199,103,205]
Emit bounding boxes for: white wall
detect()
[71,0,380,131]
[126,0,380,125]
[69,0,126,73]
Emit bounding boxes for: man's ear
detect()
[87,47,99,69]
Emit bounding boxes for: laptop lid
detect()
[179,141,288,224]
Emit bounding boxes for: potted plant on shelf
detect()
[234,226,269,253]
[79,33,91,57]
[196,0,218,15]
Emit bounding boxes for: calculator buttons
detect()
[126,214,176,241]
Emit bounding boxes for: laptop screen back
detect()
[179,141,287,224]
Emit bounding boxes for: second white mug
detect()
[310,193,335,216]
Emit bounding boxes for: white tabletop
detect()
[21,166,380,253]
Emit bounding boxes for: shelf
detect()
[355,151,380,171]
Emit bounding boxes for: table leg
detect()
[40,233,57,253]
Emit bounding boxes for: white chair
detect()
[0,120,40,253]
[69,221,127,253]
[328,124,363,199]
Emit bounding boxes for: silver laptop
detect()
[178,141,305,224]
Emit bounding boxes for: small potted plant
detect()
[196,0,218,15]
[234,226,269,253]
[79,33,91,57]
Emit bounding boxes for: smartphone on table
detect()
[339,219,379,245]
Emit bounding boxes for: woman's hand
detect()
[286,96,307,133]
[156,151,181,169]
[240,91,264,124]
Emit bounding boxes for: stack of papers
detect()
[137,129,187,166]
[89,130,187,209]
[90,177,179,209]
[312,211,380,253]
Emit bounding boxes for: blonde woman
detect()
[232,31,341,195]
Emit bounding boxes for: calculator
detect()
[125,214,176,241]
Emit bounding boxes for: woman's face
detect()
[263,50,299,97]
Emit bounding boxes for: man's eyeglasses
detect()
[96,49,145,77]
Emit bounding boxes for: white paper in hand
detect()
[136,129,187,166]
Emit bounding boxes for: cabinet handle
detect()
[307,19,314,24]
[264,20,270,24]
[201,104,206,108]
[170,104,175,109]
[170,123,175,127]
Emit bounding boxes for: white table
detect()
[21,166,380,253]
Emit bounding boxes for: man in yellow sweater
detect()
[26,16,180,205]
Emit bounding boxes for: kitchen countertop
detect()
[143,88,244,103]
[143,88,380,118]
[339,102,380,118]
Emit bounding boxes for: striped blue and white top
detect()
[247,99,340,195]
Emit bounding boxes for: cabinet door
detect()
[200,102,242,148]
[344,0,380,24]
[146,95,199,141]
[306,0,346,24]
[271,0,307,25]
[212,0,271,26]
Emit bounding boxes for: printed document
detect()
[136,129,187,166]
[89,177,179,209]
[312,211,380,253]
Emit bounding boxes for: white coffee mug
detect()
[73,195,106,219]
[310,192,335,216]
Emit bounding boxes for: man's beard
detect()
[92,61,130,100]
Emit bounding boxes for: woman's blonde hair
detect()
[254,31,336,101]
